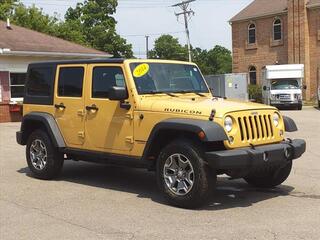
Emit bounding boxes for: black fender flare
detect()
[142,118,228,159]
[19,112,65,148]
[283,116,298,132]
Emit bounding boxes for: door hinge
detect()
[78,131,85,138]
[77,109,86,116]
[125,112,134,120]
[125,136,134,144]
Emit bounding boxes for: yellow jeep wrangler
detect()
[17,59,306,208]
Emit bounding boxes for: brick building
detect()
[0,20,110,122]
[230,0,320,101]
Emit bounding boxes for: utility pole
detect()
[145,35,149,59]
[172,0,195,62]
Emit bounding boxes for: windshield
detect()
[130,62,209,95]
[271,79,300,90]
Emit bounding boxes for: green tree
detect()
[150,35,232,75]
[0,0,17,20]
[11,3,58,34]
[192,47,210,74]
[192,45,232,75]
[64,0,133,57]
[1,0,133,57]
[206,45,232,74]
[149,35,188,61]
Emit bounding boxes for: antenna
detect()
[171,0,195,62]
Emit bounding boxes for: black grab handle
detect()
[86,104,99,111]
[54,103,66,109]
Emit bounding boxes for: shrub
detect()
[248,84,262,103]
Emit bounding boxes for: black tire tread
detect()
[26,129,63,180]
[156,139,216,209]
[244,161,292,188]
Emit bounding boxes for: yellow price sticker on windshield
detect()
[133,63,149,78]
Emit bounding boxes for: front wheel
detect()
[26,130,64,180]
[156,139,216,209]
[297,104,302,110]
[244,161,292,188]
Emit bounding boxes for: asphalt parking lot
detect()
[1,107,319,240]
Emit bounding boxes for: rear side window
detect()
[92,67,125,98]
[58,67,84,97]
[26,67,52,96]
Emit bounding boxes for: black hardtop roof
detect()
[29,58,125,67]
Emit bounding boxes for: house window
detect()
[10,73,27,99]
[249,66,257,85]
[273,19,282,40]
[248,23,256,44]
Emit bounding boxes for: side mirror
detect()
[263,86,267,91]
[108,86,128,101]
[303,85,307,90]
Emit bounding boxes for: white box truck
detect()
[262,64,305,110]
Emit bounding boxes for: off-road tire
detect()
[156,139,216,209]
[244,161,292,188]
[297,104,302,110]
[26,129,64,180]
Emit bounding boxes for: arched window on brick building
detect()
[248,23,256,44]
[273,18,282,41]
[249,66,257,85]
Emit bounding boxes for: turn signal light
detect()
[198,131,206,140]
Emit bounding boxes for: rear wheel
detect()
[244,161,292,188]
[156,139,216,209]
[26,130,64,180]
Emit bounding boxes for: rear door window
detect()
[58,67,84,97]
[26,67,53,96]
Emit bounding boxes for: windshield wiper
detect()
[143,90,177,97]
[174,90,207,97]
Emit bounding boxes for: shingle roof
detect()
[230,0,320,22]
[0,21,109,56]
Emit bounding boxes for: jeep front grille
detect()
[237,114,274,142]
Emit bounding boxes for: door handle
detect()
[85,104,99,112]
[54,103,66,109]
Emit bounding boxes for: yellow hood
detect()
[138,96,276,118]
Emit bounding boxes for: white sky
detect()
[21,0,252,57]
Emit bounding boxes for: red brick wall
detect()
[0,103,22,123]
[232,14,289,85]
[0,71,22,122]
[287,0,312,100]
[0,71,10,103]
[232,0,319,101]
[308,8,320,100]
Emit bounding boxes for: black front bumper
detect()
[205,139,306,170]
[16,131,24,145]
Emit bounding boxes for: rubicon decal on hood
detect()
[164,108,202,115]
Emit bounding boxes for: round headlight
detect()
[270,94,276,100]
[224,116,233,132]
[273,113,280,127]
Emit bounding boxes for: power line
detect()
[21,0,251,9]
[145,35,149,59]
[121,31,184,37]
[172,0,195,62]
